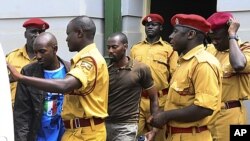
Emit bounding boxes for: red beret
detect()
[23,18,49,30]
[142,14,164,25]
[207,12,233,31]
[171,14,211,33]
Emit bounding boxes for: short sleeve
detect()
[139,64,154,90]
[192,63,221,111]
[68,57,97,95]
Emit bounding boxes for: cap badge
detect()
[175,18,179,25]
[42,24,45,30]
[147,17,152,22]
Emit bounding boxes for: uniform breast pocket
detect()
[169,81,194,106]
[153,56,168,71]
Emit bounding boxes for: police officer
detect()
[8,16,109,141]
[130,13,178,141]
[6,18,49,107]
[148,14,222,141]
[207,12,250,141]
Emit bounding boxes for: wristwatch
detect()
[228,35,239,41]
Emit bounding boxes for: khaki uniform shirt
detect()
[165,45,222,127]
[62,43,109,119]
[206,42,250,101]
[130,38,178,94]
[5,46,36,106]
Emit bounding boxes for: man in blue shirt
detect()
[13,32,70,141]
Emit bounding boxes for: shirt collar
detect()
[181,44,205,61]
[71,43,96,64]
[143,37,164,45]
[108,56,134,71]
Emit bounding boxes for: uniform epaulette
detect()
[80,50,93,59]
[80,54,89,59]
[133,41,143,46]
[206,44,217,55]
[130,41,143,49]
[162,40,171,45]
[194,50,210,63]
[5,48,20,57]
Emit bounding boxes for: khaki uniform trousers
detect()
[166,130,212,141]
[208,105,247,141]
[138,94,167,141]
[61,122,106,141]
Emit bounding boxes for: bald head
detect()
[108,32,128,44]
[69,16,96,40]
[34,32,58,50]
[32,32,59,70]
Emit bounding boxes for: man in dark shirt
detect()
[106,32,159,141]
[13,32,70,141]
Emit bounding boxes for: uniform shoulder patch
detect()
[81,61,93,70]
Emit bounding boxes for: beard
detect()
[109,54,124,63]
[109,56,118,63]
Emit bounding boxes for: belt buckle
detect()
[74,118,80,128]
[225,102,230,109]
[196,127,200,133]
[168,126,172,135]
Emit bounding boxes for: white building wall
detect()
[0,0,146,60]
[217,0,250,123]
[0,0,104,61]
[217,0,250,42]
[121,0,146,55]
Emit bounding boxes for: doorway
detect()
[150,0,217,42]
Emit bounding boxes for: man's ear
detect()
[77,29,84,38]
[124,43,128,49]
[160,25,163,31]
[187,30,196,39]
[52,45,58,53]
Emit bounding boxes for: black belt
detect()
[223,100,241,109]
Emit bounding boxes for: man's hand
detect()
[7,62,22,81]
[228,17,240,36]
[147,111,168,129]
[145,127,160,141]
[144,129,156,141]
